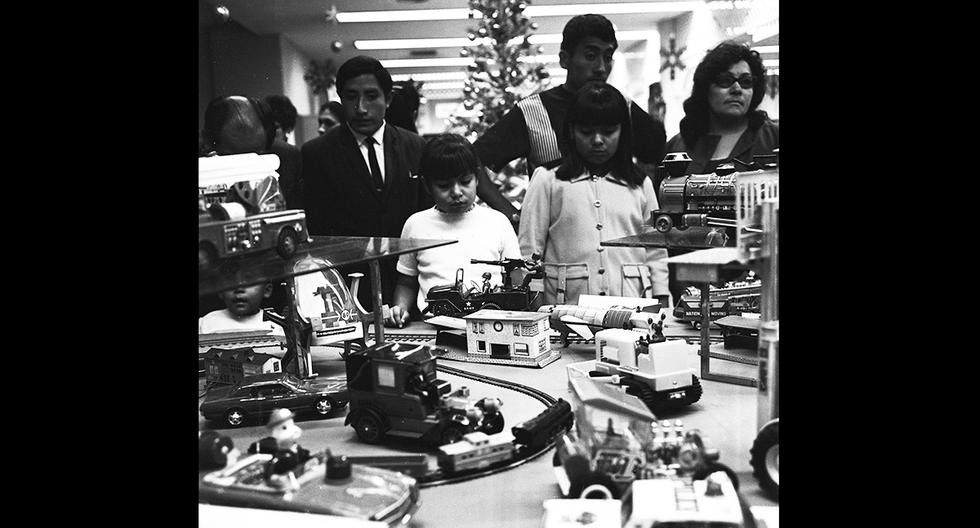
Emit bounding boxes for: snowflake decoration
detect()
[660,34,686,81]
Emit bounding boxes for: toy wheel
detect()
[482,303,501,310]
[439,424,466,445]
[353,413,385,444]
[432,303,453,317]
[750,420,779,499]
[570,472,620,500]
[682,375,703,405]
[480,412,505,435]
[224,408,247,427]
[692,320,702,330]
[694,461,740,491]
[277,228,298,259]
[199,242,217,270]
[654,215,673,233]
[314,397,335,416]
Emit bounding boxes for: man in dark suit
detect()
[301,56,433,310]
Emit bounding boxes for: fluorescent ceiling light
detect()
[381,57,474,68]
[391,71,468,82]
[357,31,654,51]
[762,59,779,68]
[356,37,472,50]
[423,81,466,91]
[338,2,703,23]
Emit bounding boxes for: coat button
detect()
[599,291,606,296]
[598,268,605,274]
[597,247,604,252]
[594,200,601,208]
[596,223,603,230]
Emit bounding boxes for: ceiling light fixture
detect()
[337,2,705,23]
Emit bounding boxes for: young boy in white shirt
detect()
[199,282,284,336]
[385,134,521,327]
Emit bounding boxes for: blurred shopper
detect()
[317,101,346,136]
[386,80,421,133]
[263,94,304,209]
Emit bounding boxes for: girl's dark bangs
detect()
[570,98,623,127]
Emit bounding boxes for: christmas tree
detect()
[447,0,552,206]
[448,0,551,142]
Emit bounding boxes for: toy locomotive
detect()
[651,151,778,233]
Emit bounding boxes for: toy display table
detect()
[198,316,777,528]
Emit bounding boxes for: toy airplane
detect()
[538,295,663,345]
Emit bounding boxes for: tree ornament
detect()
[331,40,343,53]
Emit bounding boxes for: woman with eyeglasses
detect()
[660,41,778,182]
[659,41,778,307]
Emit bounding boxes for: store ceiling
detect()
[200,0,778,85]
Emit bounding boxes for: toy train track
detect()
[412,364,562,488]
[379,333,722,347]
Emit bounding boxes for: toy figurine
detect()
[246,408,313,488]
[481,272,493,294]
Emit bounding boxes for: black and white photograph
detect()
[197,2,781,527]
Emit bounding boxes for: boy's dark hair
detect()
[560,14,617,53]
[419,134,482,187]
[335,55,393,96]
[679,41,769,149]
[556,81,644,188]
[202,95,276,154]
[262,94,298,134]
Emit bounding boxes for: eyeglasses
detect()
[713,73,754,89]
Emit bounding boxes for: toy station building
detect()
[202,347,282,385]
[459,309,560,368]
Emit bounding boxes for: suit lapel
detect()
[381,125,400,202]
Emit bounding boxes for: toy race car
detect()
[200,372,349,428]
[199,438,420,527]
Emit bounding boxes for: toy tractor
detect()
[590,315,702,413]
[343,342,504,446]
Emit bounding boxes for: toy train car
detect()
[673,279,761,329]
[436,431,516,473]
[512,399,574,450]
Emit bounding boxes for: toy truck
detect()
[199,207,311,269]
[343,342,504,446]
[590,321,701,413]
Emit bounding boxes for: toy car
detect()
[200,372,349,428]
[199,440,420,526]
[553,373,733,500]
[422,257,541,318]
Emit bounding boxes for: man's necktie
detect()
[365,136,384,192]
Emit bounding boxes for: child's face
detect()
[573,124,621,168]
[219,283,272,317]
[429,172,477,213]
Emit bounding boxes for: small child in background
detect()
[518,81,670,306]
[199,282,284,336]
[385,134,522,327]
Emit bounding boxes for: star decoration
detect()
[660,34,687,80]
[324,5,338,25]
